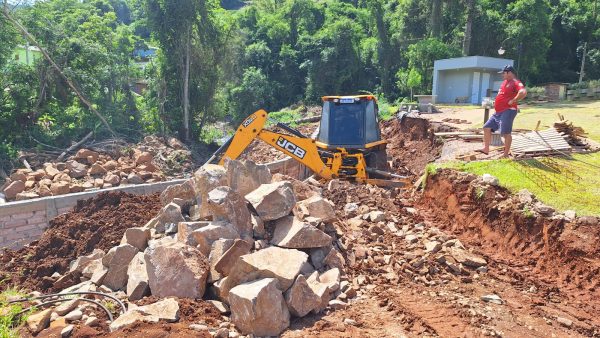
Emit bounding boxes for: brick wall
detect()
[0,179,185,250]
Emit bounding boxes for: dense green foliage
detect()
[1,0,599,165]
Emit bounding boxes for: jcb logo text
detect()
[276,137,306,159]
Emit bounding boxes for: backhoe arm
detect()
[217,110,268,165]
[210,110,334,179]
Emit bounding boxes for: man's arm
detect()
[508,86,527,106]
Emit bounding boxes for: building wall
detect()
[436,70,504,104]
[437,70,472,103]
[433,56,512,104]
[13,47,42,65]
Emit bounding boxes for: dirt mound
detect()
[420,169,600,299]
[98,298,221,338]
[0,191,161,292]
[381,116,443,176]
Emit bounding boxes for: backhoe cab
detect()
[206,95,408,187]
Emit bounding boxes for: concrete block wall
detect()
[0,179,186,250]
[0,157,310,250]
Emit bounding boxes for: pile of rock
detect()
[1,136,192,202]
[28,159,350,336]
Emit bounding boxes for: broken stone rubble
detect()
[40,159,346,337]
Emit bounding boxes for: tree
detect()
[229,67,273,122]
[406,38,460,92]
[462,0,475,55]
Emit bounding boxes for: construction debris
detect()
[511,128,572,157]
[554,116,587,146]
[8,159,347,336]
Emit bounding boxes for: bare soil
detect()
[285,169,600,337]
[0,191,161,292]
[381,117,444,176]
[6,116,600,337]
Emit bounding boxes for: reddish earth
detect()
[0,191,161,292]
[5,116,600,337]
[381,116,444,176]
[286,170,600,337]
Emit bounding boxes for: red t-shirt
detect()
[494,79,525,113]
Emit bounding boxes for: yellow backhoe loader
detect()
[206,95,409,187]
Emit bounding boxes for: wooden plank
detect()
[434,131,480,136]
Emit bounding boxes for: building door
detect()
[480,73,491,99]
[471,71,481,104]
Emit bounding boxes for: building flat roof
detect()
[434,56,513,71]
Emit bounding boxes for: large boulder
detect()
[450,247,487,268]
[144,240,209,298]
[88,163,107,176]
[229,278,290,336]
[147,202,186,233]
[272,173,320,201]
[26,308,53,334]
[104,173,121,186]
[191,222,240,256]
[102,244,139,291]
[3,180,25,200]
[193,164,227,219]
[293,196,336,223]
[271,216,332,249]
[217,246,312,301]
[50,182,70,195]
[245,181,296,221]
[126,252,150,301]
[66,160,88,179]
[134,151,153,165]
[207,186,252,238]
[69,249,105,273]
[75,149,100,164]
[109,298,179,332]
[214,239,253,276]
[305,271,333,312]
[44,164,60,179]
[208,239,235,283]
[120,227,151,251]
[225,159,272,197]
[160,179,196,206]
[285,274,323,317]
[177,221,210,246]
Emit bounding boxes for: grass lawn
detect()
[440,153,600,216]
[517,101,600,141]
[0,288,28,338]
[436,100,600,216]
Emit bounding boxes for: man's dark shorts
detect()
[483,109,517,134]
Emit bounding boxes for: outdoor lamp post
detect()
[497,38,522,74]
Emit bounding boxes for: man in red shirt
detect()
[478,65,527,157]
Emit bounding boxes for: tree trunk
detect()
[431,0,442,39]
[183,27,191,142]
[579,42,587,84]
[462,0,474,56]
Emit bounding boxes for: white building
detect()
[432,56,514,104]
